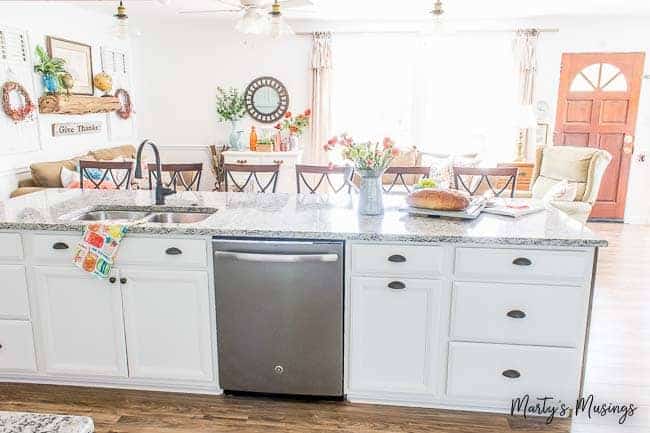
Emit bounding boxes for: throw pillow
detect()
[60,166,78,187]
[542,180,578,203]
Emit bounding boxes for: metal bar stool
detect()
[148,163,203,192]
[224,163,280,193]
[295,164,354,194]
[383,166,431,193]
[452,166,518,197]
[78,160,134,189]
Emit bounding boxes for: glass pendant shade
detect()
[235,9,269,35]
[111,18,130,40]
[269,14,294,38]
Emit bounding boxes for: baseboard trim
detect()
[0,375,222,395]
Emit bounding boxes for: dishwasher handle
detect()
[214,251,339,263]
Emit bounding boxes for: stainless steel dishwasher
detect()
[213,239,344,397]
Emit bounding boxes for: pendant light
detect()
[110,1,142,40]
[235,8,268,35]
[268,0,294,39]
[421,0,455,36]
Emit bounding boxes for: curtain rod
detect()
[295,28,559,36]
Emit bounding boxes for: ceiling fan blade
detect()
[279,0,314,9]
[215,0,244,9]
[178,9,241,14]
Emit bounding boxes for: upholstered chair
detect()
[526,145,612,224]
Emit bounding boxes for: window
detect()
[570,63,627,92]
[332,33,518,162]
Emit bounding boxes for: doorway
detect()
[554,52,645,220]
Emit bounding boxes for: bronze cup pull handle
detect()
[52,242,69,250]
[236,159,248,164]
[506,310,526,319]
[387,254,407,263]
[501,370,521,379]
[273,160,284,165]
[109,277,117,284]
[512,257,532,266]
[120,277,128,284]
[387,281,406,290]
[502,369,521,379]
[165,247,183,255]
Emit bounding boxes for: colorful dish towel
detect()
[72,224,128,278]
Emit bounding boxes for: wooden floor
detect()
[1,223,647,433]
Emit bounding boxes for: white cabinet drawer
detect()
[0,233,23,261]
[447,342,579,403]
[0,320,37,373]
[454,247,592,285]
[223,155,261,164]
[118,237,207,267]
[451,282,587,347]
[29,234,79,265]
[351,244,445,278]
[29,234,207,268]
[0,265,30,320]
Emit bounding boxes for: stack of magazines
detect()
[482,199,546,218]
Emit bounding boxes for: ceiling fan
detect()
[179,0,315,37]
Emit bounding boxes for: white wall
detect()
[0,2,137,198]
[133,19,311,148]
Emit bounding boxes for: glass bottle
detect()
[249,126,258,151]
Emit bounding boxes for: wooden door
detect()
[554,52,645,220]
[32,266,128,377]
[120,268,214,382]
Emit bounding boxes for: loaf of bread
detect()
[407,188,470,211]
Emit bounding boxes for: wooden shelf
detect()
[38,94,121,115]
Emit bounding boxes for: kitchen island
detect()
[0,189,606,414]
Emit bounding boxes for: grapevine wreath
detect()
[115,88,132,120]
[2,81,34,122]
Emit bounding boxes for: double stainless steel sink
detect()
[66,208,216,224]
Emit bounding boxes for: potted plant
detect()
[324,134,399,215]
[216,87,246,150]
[33,45,66,94]
[274,108,311,150]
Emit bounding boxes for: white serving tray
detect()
[400,198,486,220]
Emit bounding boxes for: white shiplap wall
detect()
[0,3,138,199]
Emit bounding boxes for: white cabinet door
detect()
[32,266,128,377]
[349,277,442,395]
[0,265,30,320]
[120,268,214,382]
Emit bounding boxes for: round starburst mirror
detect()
[244,76,289,123]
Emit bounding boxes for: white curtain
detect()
[332,32,518,164]
[307,31,333,165]
[513,29,540,105]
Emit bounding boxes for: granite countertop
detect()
[0,411,93,433]
[0,189,607,247]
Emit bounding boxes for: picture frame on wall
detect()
[536,122,550,146]
[47,36,94,95]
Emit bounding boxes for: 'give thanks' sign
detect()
[52,121,102,137]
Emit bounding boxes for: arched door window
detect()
[570,63,628,92]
